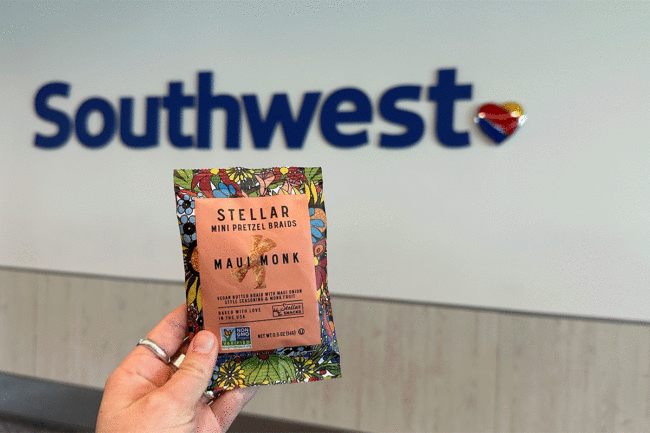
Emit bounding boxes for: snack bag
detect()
[173,167,340,392]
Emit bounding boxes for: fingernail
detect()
[192,331,215,354]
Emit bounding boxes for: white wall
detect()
[2,1,649,320]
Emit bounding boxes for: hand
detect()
[96,304,257,432]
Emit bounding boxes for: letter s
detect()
[34,82,72,148]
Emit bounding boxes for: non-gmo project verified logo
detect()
[220,326,252,350]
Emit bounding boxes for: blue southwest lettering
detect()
[33,69,473,149]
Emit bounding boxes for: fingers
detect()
[129,303,189,380]
[107,304,189,401]
[142,303,189,363]
[170,336,191,370]
[210,387,258,432]
[160,330,219,408]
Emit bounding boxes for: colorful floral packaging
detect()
[174,167,340,391]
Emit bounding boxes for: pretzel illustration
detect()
[231,235,277,289]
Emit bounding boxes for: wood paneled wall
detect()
[1,267,649,432]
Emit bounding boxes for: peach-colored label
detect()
[195,194,321,352]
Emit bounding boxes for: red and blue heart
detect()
[475,102,525,144]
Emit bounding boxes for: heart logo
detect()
[475,102,526,144]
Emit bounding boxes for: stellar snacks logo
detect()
[33,69,523,149]
[272,302,304,318]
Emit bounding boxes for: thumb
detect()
[161,331,218,407]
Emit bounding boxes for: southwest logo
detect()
[475,102,526,144]
[33,69,480,149]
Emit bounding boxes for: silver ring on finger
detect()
[137,338,171,364]
[203,389,216,404]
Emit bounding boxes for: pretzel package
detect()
[174,167,340,391]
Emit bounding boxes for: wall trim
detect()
[2,264,648,326]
